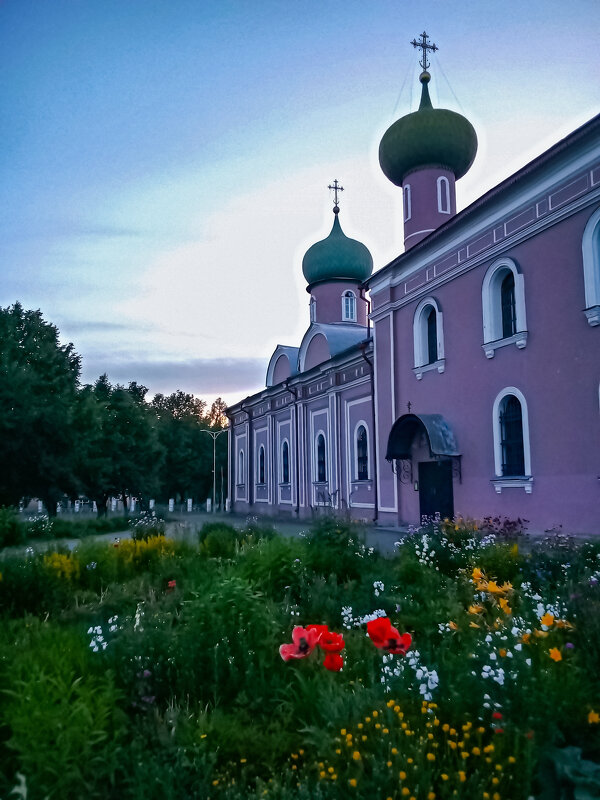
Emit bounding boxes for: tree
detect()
[76,376,164,516]
[209,397,228,428]
[0,303,80,512]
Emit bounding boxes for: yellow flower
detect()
[492,777,499,785]
[352,751,361,761]
[549,647,562,662]
[357,722,363,729]
[508,756,516,764]
[540,612,554,627]
[428,793,436,800]
[472,567,483,581]
[391,747,398,755]
[469,621,480,629]
[365,716,371,723]
[449,621,458,630]
[499,648,507,657]
[442,723,450,732]
[328,767,334,774]
[319,771,326,779]
[427,753,435,762]
[498,597,511,614]
[469,604,484,614]
[449,741,457,750]
[386,761,392,767]
[394,705,401,713]
[240,758,247,763]
[399,771,407,780]
[401,790,410,797]
[349,778,357,788]
[588,710,600,724]
[383,727,389,734]
[340,728,346,736]
[493,794,501,800]
[458,770,467,782]
[407,758,414,764]
[461,751,470,759]
[487,580,502,594]
[441,773,449,781]
[335,749,341,754]
[521,633,531,644]
[472,747,481,755]
[534,629,548,638]
[361,735,367,741]
[372,710,379,717]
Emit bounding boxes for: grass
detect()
[0,517,599,798]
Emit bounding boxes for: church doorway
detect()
[418,460,454,520]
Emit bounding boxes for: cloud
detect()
[80,355,266,404]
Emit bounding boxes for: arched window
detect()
[281,440,289,484]
[500,272,516,339]
[492,387,532,492]
[413,297,445,378]
[403,183,412,222]
[356,424,369,481]
[238,450,245,485]
[437,176,450,214]
[482,257,527,357]
[582,207,600,326]
[342,291,357,322]
[316,433,326,483]
[499,395,524,476]
[310,296,317,322]
[426,307,438,364]
[258,445,265,484]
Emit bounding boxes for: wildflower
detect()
[469,604,484,614]
[448,621,458,630]
[352,751,361,761]
[323,652,344,671]
[472,567,483,581]
[279,626,320,661]
[349,778,357,787]
[399,771,407,779]
[588,710,600,724]
[492,711,503,720]
[549,647,562,662]
[498,597,511,614]
[427,753,435,761]
[366,617,412,655]
[540,612,554,627]
[167,579,176,591]
[458,770,467,782]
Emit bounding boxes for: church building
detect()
[226,34,600,535]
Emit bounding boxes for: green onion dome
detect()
[379,71,477,186]
[302,209,373,286]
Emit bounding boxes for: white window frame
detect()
[437,176,451,214]
[412,296,445,379]
[237,449,245,485]
[342,290,357,322]
[482,257,528,358]
[582,206,600,326]
[354,421,370,481]
[310,296,317,323]
[403,183,412,222]
[491,387,533,493]
[314,429,327,483]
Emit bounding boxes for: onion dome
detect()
[302,208,373,286]
[379,71,477,186]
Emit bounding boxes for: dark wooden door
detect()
[418,460,454,520]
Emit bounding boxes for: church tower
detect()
[301,181,373,326]
[379,32,477,250]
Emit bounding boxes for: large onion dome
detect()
[302,209,373,286]
[379,71,477,186]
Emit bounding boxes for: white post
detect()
[187,498,192,512]
[169,498,174,512]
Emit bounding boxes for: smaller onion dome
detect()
[379,71,478,186]
[302,208,373,286]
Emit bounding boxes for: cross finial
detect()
[407,401,412,413]
[328,179,344,213]
[410,30,438,71]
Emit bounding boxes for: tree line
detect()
[0,303,228,515]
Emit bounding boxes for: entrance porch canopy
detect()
[385,413,460,461]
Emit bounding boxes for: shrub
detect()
[0,507,26,548]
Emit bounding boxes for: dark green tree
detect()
[0,303,80,512]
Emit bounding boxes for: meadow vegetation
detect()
[1,517,599,799]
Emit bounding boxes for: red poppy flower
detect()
[366,617,412,655]
[492,711,503,720]
[318,629,345,653]
[279,626,321,662]
[167,580,176,592]
[323,652,344,671]
[306,624,328,641]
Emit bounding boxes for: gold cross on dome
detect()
[410,31,438,71]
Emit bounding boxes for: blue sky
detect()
[2,0,599,405]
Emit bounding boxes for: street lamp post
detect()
[200,428,227,513]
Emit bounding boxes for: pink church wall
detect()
[311,281,368,325]
[384,203,600,534]
[272,354,291,384]
[403,167,456,250]
[304,333,331,371]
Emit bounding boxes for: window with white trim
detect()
[258,445,265,484]
[356,424,369,481]
[413,296,445,378]
[342,290,357,322]
[310,297,317,323]
[482,257,527,358]
[492,387,532,493]
[281,440,290,484]
[582,207,600,326]
[237,450,245,485]
[403,183,412,222]
[316,433,326,482]
[437,176,450,214]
